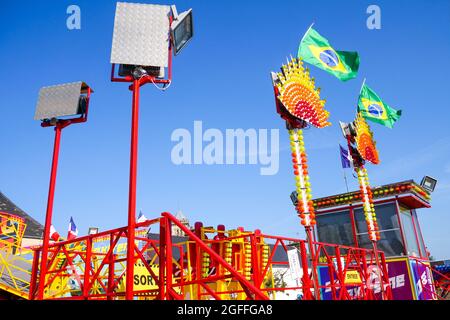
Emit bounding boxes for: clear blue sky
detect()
[1,0,449,259]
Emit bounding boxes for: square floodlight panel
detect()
[111,2,171,67]
[421,176,437,192]
[171,9,193,55]
[34,82,83,120]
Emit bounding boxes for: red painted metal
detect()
[299,240,313,300]
[379,252,393,299]
[37,123,62,300]
[306,227,320,299]
[371,241,386,299]
[83,237,92,298]
[28,211,393,300]
[28,249,40,299]
[36,85,93,300]
[124,79,141,300]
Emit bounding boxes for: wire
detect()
[150,77,172,91]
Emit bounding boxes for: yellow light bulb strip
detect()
[356,167,380,241]
[289,128,316,227]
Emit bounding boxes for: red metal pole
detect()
[371,241,386,299]
[334,246,345,300]
[306,227,321,300]
[29,249,40,300]
[379,252,392,299]
[250,234,261,289]
[107,236,116,300]
[83,237,92,299]
[158,217,167,300]
[125,79,140,300]
[37,124,62,300]
[299,240,313,300]
[165,218,173,299]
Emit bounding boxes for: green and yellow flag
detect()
[298,26,359,81]
[357,84,402,128]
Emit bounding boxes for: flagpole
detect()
[355,78,366,119]
[342,167,349,193]
[339,144,350,193]
[299,22,315,46]
[359,78,366,94]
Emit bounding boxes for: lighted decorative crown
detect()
[276,57,331,128]
[354,112,379,164]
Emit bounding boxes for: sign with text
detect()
[410,260,436,300]
[287,248,302,286]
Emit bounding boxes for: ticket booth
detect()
[312,180,435,300]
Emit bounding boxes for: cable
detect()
[150,77,172,91]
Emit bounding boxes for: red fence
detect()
[28,212,392,300]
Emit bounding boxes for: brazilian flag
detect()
[298,26,359,81]
[358,84,402,128]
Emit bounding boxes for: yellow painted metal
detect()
[0,213,32,299]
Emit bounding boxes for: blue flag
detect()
[340,145,351,168]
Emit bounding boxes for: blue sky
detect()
[1,0,449,259]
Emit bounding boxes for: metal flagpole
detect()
[342,166,350,193]
[355,78,367,118]
[299,22,315,47]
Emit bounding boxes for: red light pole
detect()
[125,79,140,300]
[35,84,92,299]
[37,123,62,300]
[110,37,174,301]
[109,2,193,299]
[111,63,172,301]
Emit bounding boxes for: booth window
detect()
[411,209,427,258]
[354,203,405,257]
[316,210,354,250]
[399,206,421,257]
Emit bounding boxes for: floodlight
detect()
[110,2,171,68]
[34,82,91,121]
[108,3,193,300]
[171,8,193,55]
[35,81,93,299]
[290,191,299,207]
[88,227,99,235]
[420,176,437,193]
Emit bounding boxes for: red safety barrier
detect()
[28,212,391,300]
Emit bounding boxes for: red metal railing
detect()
[28,212,391,300]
